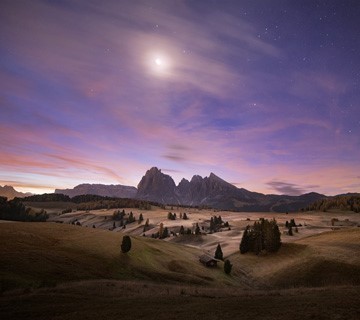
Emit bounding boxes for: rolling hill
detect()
[1,222,359,320]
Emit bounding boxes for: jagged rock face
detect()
[55,184,137,198]
[0,185,32,200]
[136,167,179,204]
[178,173,258,208]
[135,168,325,211]
[135,169,263,208]
[180,173,237,206]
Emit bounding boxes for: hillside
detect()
[0,222,233,292]
[228,228,360,289]
[1,222,359,292]
[0,222,359,320]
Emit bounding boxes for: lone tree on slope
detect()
[214,243,223,260]
[121,235,132,253]
[224,259,233,274]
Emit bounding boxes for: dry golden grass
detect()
[228,228,360,289]
[1,221,360,319]
[0,222,236,293]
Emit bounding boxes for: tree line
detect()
[22,193,157,210]
[0,197,48,222]
[303,194,360,212]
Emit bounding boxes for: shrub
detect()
[224,259,232,274]
[121,235,131,253]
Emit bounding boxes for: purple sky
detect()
[1,0,360,196]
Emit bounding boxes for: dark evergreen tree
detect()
[128,211,136,223]
[290,219,296,227]
[183,212,188,220]
[179,225,185,235]
[159,223,164,238]
[195,223,201,235]
[240,226,250,254]
[121,235,131,253]
[161,227,169,239]
[288,225,293,236]
[214,243,223,260]
[210,217,215,232]
[224,259,232,274]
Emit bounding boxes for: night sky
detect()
[1,0,359,196]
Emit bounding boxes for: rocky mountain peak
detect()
[190,175,204,183]
[136,167,179,204]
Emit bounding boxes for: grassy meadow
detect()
[1,206,359,319]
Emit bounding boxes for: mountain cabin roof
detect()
[199,254,218,267]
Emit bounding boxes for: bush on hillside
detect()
[224,259,233,274]
[121,235,132,253]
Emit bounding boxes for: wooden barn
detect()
[199,254,218,267]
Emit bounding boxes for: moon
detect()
[146,52,171,76]
[155,57,163,66]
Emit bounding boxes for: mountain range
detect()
[0,168,328,211]
[54,167,325,212]
[55,183,137,198]
[0,185,32,200]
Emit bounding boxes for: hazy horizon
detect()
[1,1,359,196]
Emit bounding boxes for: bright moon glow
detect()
[147,52,171,76]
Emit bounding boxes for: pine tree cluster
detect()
[167,212,177,220]
[240,218,281,255]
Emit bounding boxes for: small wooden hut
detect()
[199,254,218,267]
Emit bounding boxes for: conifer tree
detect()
[224,259,232,274]
[214,243,223,260]
[240,226,250,254]
[210,217,215,232]
[159,223,164,238]
[288,225,293,236]
[161,227,169,239]
[128,211,135,223]
[195,223,201,235]
[138,213,144,224]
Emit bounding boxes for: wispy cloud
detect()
[0,0,359,195]
[266,181,319,196]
